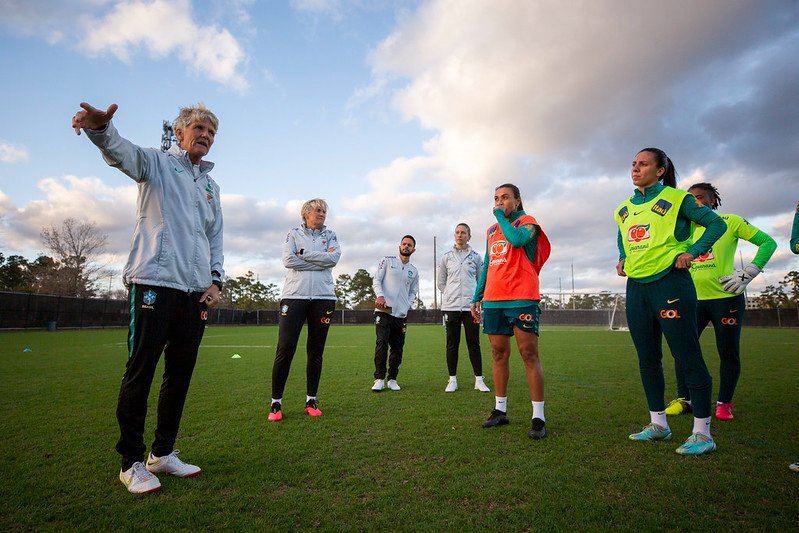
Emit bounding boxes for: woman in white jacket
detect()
[268,199,341,422]
[437,223,490,393]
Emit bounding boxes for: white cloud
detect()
[350,0,799,298]
[290,0,342,17]
[77,0,248,91]
[0,142,29,163]
[0,0,249,91]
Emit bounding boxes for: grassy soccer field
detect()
[1,324,797,531]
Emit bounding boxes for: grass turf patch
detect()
[1,325,797,530]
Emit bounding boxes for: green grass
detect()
[1,325,797,531]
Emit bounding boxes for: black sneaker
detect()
[482,409,509,428]
[528,417,546,439]
[268,401,282,422]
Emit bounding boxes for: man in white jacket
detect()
[72,102,223,494]
[371,236,419,391]
[437,223,490,393]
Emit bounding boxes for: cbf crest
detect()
[142,290,157,310]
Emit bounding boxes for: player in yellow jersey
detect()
[665,183,776,421]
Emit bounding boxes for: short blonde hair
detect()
[301,198,328,222]
[174,102,219,134]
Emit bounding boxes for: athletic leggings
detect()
[675,293,745,404]
[443,310,483,376]
[271,299,335,399]
[625,268,713,419]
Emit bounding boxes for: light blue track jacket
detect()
[281,224,341,300]
[85,122,224,292]
[437,246,482,312]
[373,256,419,318]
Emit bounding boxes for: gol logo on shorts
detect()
[721,317,738,325]
[517,313,535,322]
[627,224,651,243]
[659,309,681,319]
[320,317,331,324]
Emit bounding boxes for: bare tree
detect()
[40,218,108,297]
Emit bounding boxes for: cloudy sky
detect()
[1,0,797,304]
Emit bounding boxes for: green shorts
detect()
[482,305,540,336]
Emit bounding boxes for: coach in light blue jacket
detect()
[268,199,341,423]
[73,101,224,494]
[437,223,489,393]
[370,236,419,392]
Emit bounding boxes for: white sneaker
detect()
[146,450,201,478]
[474,376,491,392]
[120,461,161,494]
[387,379,401,391]
[445,377,458,392]
[372,379,385,391]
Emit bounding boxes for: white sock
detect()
[475,375,484,381]
[532,401,545,421]
[650,410,668,429]
[306,395,316,403]
[272,398,282,405]
[693,416,711,437]
[495,396,507,412]
[449,376,457,382]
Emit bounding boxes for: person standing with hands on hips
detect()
[614,148,725,455]
[72,101,224,493]
[371,236,419,392]
[664,183,776,421]
[471,184,551,439]
[437,223,490,393]
[268,199,341,422]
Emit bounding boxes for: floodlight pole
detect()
[433,236,437,310]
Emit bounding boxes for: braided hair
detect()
[687,182,721,210]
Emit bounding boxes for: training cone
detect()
[23,348,32,353]
[231,354,241,359]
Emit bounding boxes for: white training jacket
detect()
[436,245,483,312]
[281,224,340,300]
[85,122,224,292]
[372,256,419,318]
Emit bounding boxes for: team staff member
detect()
[615,147,726,456]
[371,236,419,392]
[789,201,799,474]
[665,183,776,421]
[268,199,341,422]
[73,102,224,493]
[437,223,490,393]
[471,184,551,439]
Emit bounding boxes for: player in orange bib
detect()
[471,183,551,439]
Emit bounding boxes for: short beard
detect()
[399,250,412,257]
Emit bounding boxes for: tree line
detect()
[2,218,795,310]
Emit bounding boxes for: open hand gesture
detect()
[72,102,118,135]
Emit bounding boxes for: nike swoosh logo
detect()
[667,298,680,304]
[326,310,334,315]
[729,309,738,313]
[633,211,643,215]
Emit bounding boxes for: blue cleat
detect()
[629,423,672,441]
[675,433,717,455]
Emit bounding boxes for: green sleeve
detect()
[472,242,489,303]
[617,230,625,260]
[746,229,777,270]
[494,211,536,248]
[680,196,726,257]
[792,202,799,255]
